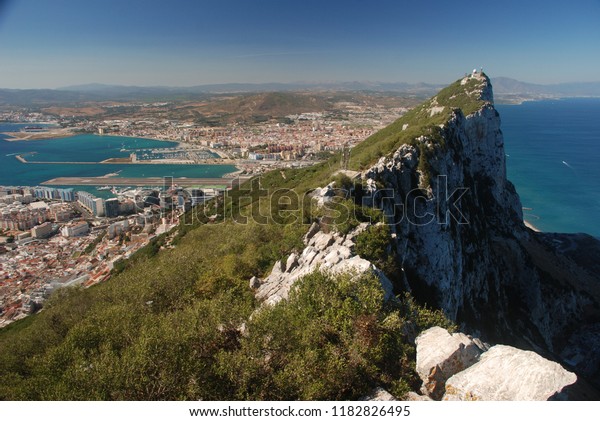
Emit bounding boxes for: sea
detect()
[0,126,236,198]
[498,98,600,238]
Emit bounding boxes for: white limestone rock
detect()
[443,345,577,401]
[304,222,320,242]
[310,231,335,250]
[249,276,260,289]
[271,260,285,276]
[310,182,337,207]
[415,327,484,399]
[255,223,394,306]
[286,253,298,273]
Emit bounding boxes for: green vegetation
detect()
[0,216,453,400]
[355,224,391,263]
[220,271,417,400]
[0,221,304,399]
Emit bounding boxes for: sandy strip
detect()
[524,220,541,232]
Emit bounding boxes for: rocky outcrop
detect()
[255,223,394,306]
[362,73,600,385]
[415,327,487,399]
[443,345,577,401]
[415,327,577,401]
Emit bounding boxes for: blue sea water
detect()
[0,126,236,194]
[497,98,600,237]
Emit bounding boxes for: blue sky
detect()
[1,0,599,88]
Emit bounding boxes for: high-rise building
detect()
[60,221,89,237]
[77,191,105,217]
[32,187,74,202]
[58,188,74,202]
[31,222,53,239]
[104,198,120,218]
[94,198,105,217]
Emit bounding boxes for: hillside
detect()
[1,73,599,400]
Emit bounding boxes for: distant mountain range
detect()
[491,77,600,103]
[1,78,600,106]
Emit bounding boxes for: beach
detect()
[524,220,541,232]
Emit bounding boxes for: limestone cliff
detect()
[360,72,600,385]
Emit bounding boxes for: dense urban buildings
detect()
[0,183,205,327]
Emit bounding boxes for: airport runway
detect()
[41,176,250,187]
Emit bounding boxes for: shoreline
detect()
[524,220,541,232]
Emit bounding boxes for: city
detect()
[0,92,413,327]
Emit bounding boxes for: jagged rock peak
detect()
[416,70,495,123]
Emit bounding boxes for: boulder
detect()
[443,345,577,401]
[415,327,484,399]
[311,232,335,250]
[270,260,285,276]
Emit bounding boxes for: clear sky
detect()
[1,0,599,88]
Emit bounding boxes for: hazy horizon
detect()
[1,0,599,89]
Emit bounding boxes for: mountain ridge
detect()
[2,77,600,106]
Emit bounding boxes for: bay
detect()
[0,127,236,194]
